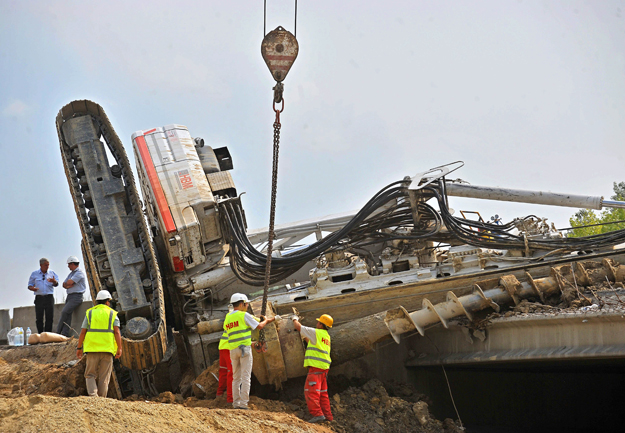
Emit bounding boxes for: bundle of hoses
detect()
[424,179,625,251]
[219,180,442,286]
[218,178,625,286]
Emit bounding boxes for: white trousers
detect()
[229,345,253,408]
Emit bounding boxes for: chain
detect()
[258,98,284,348]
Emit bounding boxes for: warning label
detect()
[175,169,194,190]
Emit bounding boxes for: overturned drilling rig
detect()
[56,100,625,396]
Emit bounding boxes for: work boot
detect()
[309,416,326,423]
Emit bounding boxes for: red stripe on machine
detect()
[134,135,177,234]
[143,128,157,135]
[269,65,291,71]
[265,55,296,61]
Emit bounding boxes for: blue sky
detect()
[1,0,624,312]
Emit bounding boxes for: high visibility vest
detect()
[218,331,232,350]
[83,304,118,355]
[304,328,331,369]
[223,310,252,347]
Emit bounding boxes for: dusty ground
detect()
[0,395,331,433]
[0,340,86,398]
[0,341,460,433]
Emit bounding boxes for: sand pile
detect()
[0,340,87,398]
[0,340,460,433]
[0,395,331,433]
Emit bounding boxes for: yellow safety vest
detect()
[304,329,331,369]
[223,310,252,347]
[218,331,232,350]
[83,304,118,355]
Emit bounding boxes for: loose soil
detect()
[475,269,625,326]
[4,270,620,433]
[0,341,460,433]
[0,340,86,398]
[0,395,331,433]
[327,378,462,433]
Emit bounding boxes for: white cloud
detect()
[2,99,29,116]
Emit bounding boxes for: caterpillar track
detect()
[56,100,166,371]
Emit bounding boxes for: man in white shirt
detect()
[57,256,88,337]
[223,293,275,409]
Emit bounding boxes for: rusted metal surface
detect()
[330,312,392,365]
[385,259,625,341]
[249,300,288,387]
[249,303,392,385]
[277,317,307,380]
[261,26,298,83]
[243,257,625,386]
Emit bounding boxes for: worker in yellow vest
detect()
[223,293,275,409]
[76,290,122,397]
[292,314,333,423]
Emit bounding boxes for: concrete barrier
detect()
[0,309,10,344]
[12,300,94,338]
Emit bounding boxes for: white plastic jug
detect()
[7,327,19,346]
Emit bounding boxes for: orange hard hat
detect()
[316,314,334,328]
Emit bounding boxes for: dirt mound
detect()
[328,379,462,433]
[0,340,78,364]
[0,395,331,433]
[0,342,459,433]
[0,357,86,398]
[0,340,86,398]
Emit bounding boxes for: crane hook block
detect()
[261,26,299,83]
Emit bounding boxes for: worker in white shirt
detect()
[223,293,275,409]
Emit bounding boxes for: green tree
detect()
[569,182,625,237]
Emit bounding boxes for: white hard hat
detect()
[96,290,112,301]
[230,293,249,304]
[67,256,80,264]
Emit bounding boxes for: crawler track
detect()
[56,100,166,370]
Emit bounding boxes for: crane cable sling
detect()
[257,100,283,350]
[257,0,299,350]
